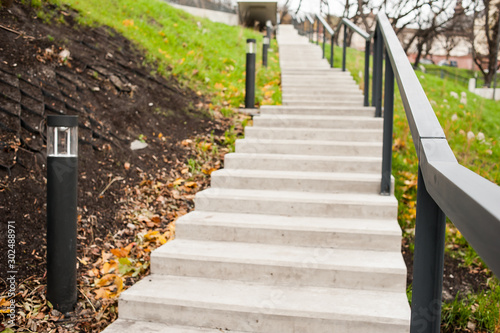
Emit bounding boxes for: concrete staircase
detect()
[103,25,411,332]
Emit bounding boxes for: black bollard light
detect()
[262,36,269,68]
[245,38,256,109]
[46,115,78,313]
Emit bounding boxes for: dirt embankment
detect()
[0,2,216,282]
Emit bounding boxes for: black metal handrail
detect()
[290,12,500,332]
[332,18,371,107]
[304,14,314,41]
[301,15,371,106]
[374,12,500,332]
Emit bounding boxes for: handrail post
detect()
[381,49,394,195]
[330,35,334,68]
[316,20,319,45]
[371,33,377,107]
[364,39,370,106]
[342,25,347,72]
[410,166,446,333]
[373,25,383,117]
[322,26,326,59]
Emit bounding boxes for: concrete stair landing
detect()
[103,24,410,333]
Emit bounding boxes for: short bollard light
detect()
[46,115,78,313]
[262,36,270,67]
[245,38,256,109]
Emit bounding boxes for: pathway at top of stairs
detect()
[103,24,411,333]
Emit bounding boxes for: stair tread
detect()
[225,152,381,162]
[260,105,375,110]
[119,274,411,324]
[196,188,397,206]
[255,114,380,121]
[237,138,382,146]
[154,239,406,273]
[103,319,243,333]
[246,127,380,133]
[178,211,401,235]
[212,168,381,182]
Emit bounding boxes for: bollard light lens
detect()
[47,115,78,157]
[246,38,256,54]
[263,37,270,45]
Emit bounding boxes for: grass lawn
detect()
[45,0,281,110]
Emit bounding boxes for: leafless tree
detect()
[471,0,500,87]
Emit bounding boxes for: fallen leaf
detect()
[94,287,112,300]
[185,181,197,188]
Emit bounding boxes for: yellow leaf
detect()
[214,83,226,90]
[101,260,118,274]
[157,235,167,245]
[185,181,197,188]
[94,287,112,299]
[173,178,184,186]
[144,230,160,241]
[122,19,134,27]
[202,168,217,175]
[96,274,118,287]
[187,50,195,56]
[114,275,124,295]
[0,298,11,313]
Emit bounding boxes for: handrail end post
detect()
[410,165,446,333]
[342,25,347,72]
[364,39,371,107]
[330,35,334,68]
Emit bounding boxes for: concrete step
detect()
[281,85,362,92]
[194,188,398,219]
[252,115,382,129]
[281,67,337,72]
[282,67,344,72]
[281,71,353,76]
[235,138,382,157]
[259,105,375,117]
[281,63,328,66]
[281,76,355,81]
[281,68,346,74]
[176,211,403,252]
[210,169,382,193]
[282,82,358,88]
[283,95,364,103]
[151,239,407,291]
[244,127,382,141]
[282,83,359,90]
[116,275,410,333]
[281,87,362,95]
[102,319,245,333]
[224,153,382,174]
[283,100,364,107]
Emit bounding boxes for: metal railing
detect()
[376,12,500,330]
[293,15,371,107]
[333,18,371,108]
[291,12,500,332]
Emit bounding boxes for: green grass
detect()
[46,0,281,109]
[325,43,500,331]
[418,64,488,88]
